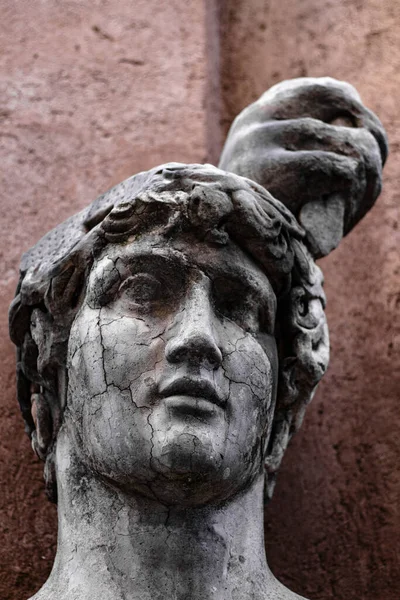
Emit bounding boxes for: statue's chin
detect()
[96,442,260,507]
[140,470,255,508]
[135,436,262,507]
[75,411,262,506]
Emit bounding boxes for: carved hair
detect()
[9,163,329,501]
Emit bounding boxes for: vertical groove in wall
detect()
[204,0,223,165]
[218,0,272,139]
[215,2,400,599]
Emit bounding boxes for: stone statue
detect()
[9,78,387,600]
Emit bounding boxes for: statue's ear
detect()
[263,259,330,502]
[263,415,291,502]
[30,388,60,503]
[31,391,52,461]
[10,293,66,503]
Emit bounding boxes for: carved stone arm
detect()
[219,77,388,258]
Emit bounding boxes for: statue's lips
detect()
[159,377,225,409]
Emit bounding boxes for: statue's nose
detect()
[165,281,223,368]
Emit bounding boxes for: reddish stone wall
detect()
[1,1,399,598]
[220,0,400,598]
[0,2,213,598]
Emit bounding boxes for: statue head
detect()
[9,163,329,506]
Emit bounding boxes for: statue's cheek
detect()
[79,386,156,483]
[68,308,108,400]
[98,311,167,392]
[223,334,275,406]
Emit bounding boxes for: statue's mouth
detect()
[159,377,225,409]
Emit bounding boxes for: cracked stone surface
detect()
[8,77,387,600]
[220,77,388,258]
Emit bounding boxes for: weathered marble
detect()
[220,77,387,257]
[9,78,387,600]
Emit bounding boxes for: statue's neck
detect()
[37,432,285,600]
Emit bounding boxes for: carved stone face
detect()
[66,231,278,505]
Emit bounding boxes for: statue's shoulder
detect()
[260,577,310,600]
[27,586,122,600]
[27,586,68,600]
[27,588,54,600]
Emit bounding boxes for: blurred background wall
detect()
[0,1,399,598]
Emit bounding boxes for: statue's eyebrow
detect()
[88,250,191,306]
[115,248,192,274]
[202,258,277,322]
[99,245,276,321]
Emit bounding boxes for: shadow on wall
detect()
[220,0,400,598]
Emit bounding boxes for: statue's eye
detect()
[119,273,162,305]
[212,277,260,332]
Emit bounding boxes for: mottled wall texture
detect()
[0,1,398,599]
[220,1,400,598]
